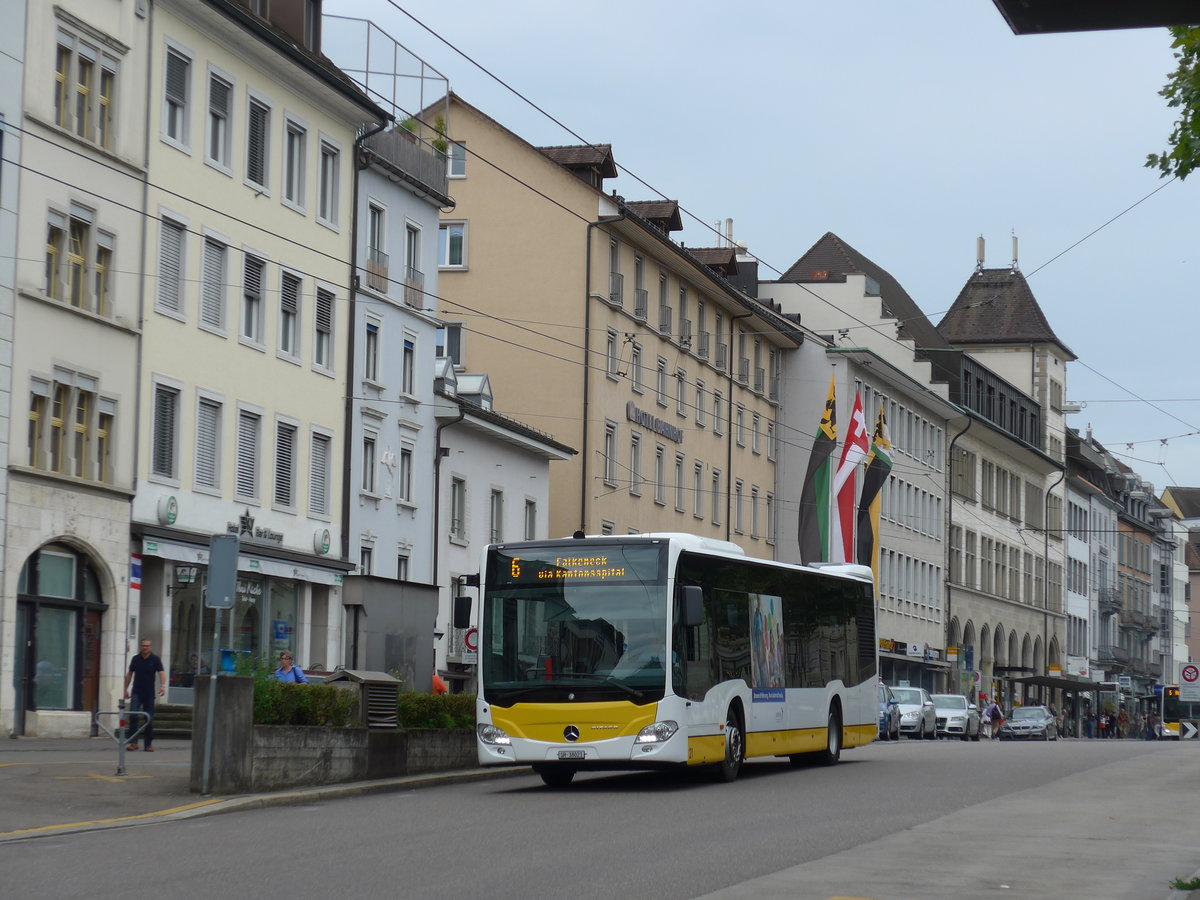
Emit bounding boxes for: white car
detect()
[891,686,936,740]
[931,693,982,741]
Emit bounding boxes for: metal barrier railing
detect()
[94,700,151,776]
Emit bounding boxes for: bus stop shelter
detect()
[1012,674,1109,738]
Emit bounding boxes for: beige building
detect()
[132,0,385,703]
[434,94,802,549]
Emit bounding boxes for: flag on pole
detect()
[797,375,837,565]
[856,404,894,576]
[830,391,869,563]
[130,554,142,591]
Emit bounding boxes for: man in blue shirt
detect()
[123,639,165,751]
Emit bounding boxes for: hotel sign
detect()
[626,402,683,443]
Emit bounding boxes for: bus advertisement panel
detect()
[475,533,877,786]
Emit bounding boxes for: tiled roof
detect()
[625,200,683,232]
[536,144,618,178]
[938,268,1076,359]
[1166,487,1200,518]
[1186,531,1200,570]
[687,247,739,275]
[781,232,952,352]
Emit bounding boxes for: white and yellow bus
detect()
[475,533,878,786]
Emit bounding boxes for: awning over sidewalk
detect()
[1012,674,1107,693]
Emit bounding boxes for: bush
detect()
[397,692,475,730]
[246,663,358,727]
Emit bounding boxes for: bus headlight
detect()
[477,723,512,746]
[635,720,679,744]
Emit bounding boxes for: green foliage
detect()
[397,691,475,730]
[398,116,418,134]
[432,114,449,156]
[244,660,358,727]
[1147,26,1200,180]
[1171,875,1200,891]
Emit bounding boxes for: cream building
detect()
[433,94,802,549]
[4,0,148,736]
[132,0,385,703]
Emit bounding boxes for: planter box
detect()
[190,677,477,794]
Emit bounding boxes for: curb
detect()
[0,766,530,843]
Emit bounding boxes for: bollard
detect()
[94,702,150,776]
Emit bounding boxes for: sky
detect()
[326,0,1200,492]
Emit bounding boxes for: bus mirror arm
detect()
[681,586,705,628]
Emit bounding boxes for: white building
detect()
[763,234,958,693]
[434,363,575,692]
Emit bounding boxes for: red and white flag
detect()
[829,391,868,563]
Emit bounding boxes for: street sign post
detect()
[202,534,239,795]
[1180,662,1200,703]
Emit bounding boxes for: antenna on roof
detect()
[975,235,985,273]
[1011,231,1019,273]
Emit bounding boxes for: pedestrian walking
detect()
[123,638,166,751]
[986,698,1005,739]
[273,651,308,683]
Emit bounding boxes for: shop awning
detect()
[1012,674,1107,692]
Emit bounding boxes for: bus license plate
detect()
[557,750,586,760]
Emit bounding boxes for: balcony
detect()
[754,367,765,393]
[737,358,750,384]
[696,331,710,359]
[769,374,780,401]
[1097,644,1129,666]
[714,342,728,370]
[608,271,624,307]
[403,265,424,308]
[1098,588,1121,615]
[365,247,389,293]
[679,318,692,349]
[633,288,648,321]
[658,305,672,336]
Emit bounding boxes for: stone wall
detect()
[190,676,477,794]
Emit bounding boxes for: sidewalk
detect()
[0,735,512,842]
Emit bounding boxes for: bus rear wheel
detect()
[715,706,744,782]
[534,765,576,788]
[818,708,842,766]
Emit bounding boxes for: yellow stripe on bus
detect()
[490,700,658,743]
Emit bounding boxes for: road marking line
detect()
[0,799,227,837]
[55,774,154,783]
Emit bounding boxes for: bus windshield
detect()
[482,542,667,706]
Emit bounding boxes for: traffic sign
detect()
[464,627,478,653]
[1180,663,1200,702]
[1182,721,1198,740]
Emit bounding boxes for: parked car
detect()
[878,682,901,741]
[931,693,981,741]
[999,705,1058,741]
[891,686,937,739]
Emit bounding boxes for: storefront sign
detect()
[626,402,684,443]
[227,509,285,546]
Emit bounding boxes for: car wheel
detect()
[535,765,576,788]
[716,705,744,782]
[891,720,901,742]
[818,707,842,766]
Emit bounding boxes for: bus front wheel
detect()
[818,707,842,766]
[534,765,576,788]
[716,706,744,783]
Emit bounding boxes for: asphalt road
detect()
[3,738,1197,900]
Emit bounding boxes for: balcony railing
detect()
[680,318,692,348]
[1097,644,1129,666]
[754,367,765,393]
[403,265,424,308]
[737,358,750,384]
[769,374,780,401]
[715,343,728,370]
[1098,588,1121,614]
[633,288,648,320]
[608,271,624,306]
[365,247,389,292]
[658,305,672,335]
[696,332,709,359]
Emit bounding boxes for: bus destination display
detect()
[491,546,661,587]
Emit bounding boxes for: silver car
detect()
[931,693,981,741]
[891,686,936,740]
[999,705,1058,740]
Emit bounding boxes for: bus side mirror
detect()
[453,595,472,629]
[681,585,705,628]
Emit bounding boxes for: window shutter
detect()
[165,51,188,106]
[315,288,332,331]
[243,255,263,302]
[280,272,299,315]
[157,220,183,311]
[236,411,258,498]
[201,239,225,328]
[195,398,220,487]
[209,76,229,118]
[310,433,329,515]
[274,421,295,506]
[152,387,177,477]
[247,101,268,185]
